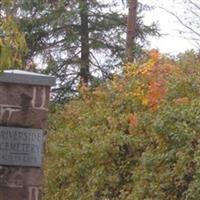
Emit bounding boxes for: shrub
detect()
[44,50,200,200]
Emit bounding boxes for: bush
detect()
[44,50,200,200]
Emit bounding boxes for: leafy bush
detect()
[0,1,27,71]
[44,50,200,200]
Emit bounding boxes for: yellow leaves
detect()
[132,80,166,110]
[132,85,144,97]
[141,98,149,106]
[149,49,160,62]
[137,61,153,75]
[124,62,138,78]
[132,85,149,106]
[125,50,161,79]
[80,49,188,116]
[124,51,174,110]
[0,14,27,70]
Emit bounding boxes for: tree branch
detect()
[159,6,200,38]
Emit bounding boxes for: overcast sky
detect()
[141,0,196,55]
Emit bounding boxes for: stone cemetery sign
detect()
[0,70,55,200]
[0,126,43,167]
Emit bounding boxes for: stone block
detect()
[0,84,33,106]
[8,109,48,129]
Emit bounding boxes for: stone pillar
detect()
[0,70,55,200]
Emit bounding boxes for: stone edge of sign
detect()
[0,70,55,86]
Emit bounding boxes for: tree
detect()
[125,0,137,62]
[15,0,158,102]
[79,0,90,86]
[0,0,27,71]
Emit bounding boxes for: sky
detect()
[141,0,196,55]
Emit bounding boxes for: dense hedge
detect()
[44,51,200,200]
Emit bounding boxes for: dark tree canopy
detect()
[14,0,158,102]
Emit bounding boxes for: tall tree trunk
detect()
[80,0,90,86]
[125,0,137,62]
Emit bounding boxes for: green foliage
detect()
[0,17,27,70]
[44,51,200,199]
[0,1,27,71]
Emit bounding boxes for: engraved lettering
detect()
[0,126,43,167]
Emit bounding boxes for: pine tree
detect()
[16,0,158,102]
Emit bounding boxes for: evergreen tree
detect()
[16,0,158,102]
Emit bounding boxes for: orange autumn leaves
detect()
[147,80,166,109]
[79,50,190,131]
[125,50,191,129]
[126,50,170,129]
[128,113,138,128]
[126,50,172,110]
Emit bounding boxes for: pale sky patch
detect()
[142,0,196,54]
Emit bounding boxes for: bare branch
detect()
[159,6,200,38]
[188,0,200,11]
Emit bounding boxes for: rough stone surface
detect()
[0,188,26,200]
[0,82,50,200]
[8,109,48,129]
[0,84,33,106]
